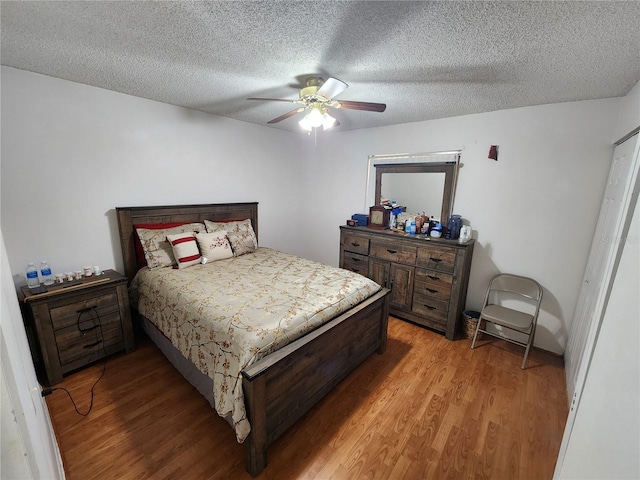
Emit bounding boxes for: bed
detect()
[116,202,390,476]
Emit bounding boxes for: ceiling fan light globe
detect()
[322,112,336,130]
[306,108,324,128]
[298,115,313,131]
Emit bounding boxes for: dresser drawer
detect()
[370,239,417,265]
[414,269,453,301]
[416,246,456,273]
[49,291,120,330]
[412,293,449,323]
[342,252,369,276]
[341,232,370,255]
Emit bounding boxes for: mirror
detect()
[379,171,446,215]
[364,151,461,226]
[374,161,458,225]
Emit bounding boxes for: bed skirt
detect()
[142,315,234,428]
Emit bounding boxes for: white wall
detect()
[0,66,310,283]
[0,66,622,357]
[301,100,619,354]
[557,190,639,479]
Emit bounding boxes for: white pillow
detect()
[204,219,257,256]
[195,231,233,262]
[166,232,201,269]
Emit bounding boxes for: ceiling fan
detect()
[247,76,386,131]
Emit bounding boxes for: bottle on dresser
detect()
[26,263,40,289]
[40,261,54,286]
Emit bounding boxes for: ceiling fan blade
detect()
[317,77,348,99]
[336,100,387,112]
[247,97,300,103]
[267,108,305,124]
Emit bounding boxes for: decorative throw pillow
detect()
[204,219,257,256]
[136,222,205,268]
[195,231,233,262]
[165,232,202,269]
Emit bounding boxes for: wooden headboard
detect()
[116,202,258,284]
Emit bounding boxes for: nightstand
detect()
[20,269,135,386]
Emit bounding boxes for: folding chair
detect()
[471,273,543,369]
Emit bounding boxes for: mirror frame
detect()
[374,161,458,226]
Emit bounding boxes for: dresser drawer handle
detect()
[425,288,438,294]
[350,257,362,262]
[76,306,101,335]
[83,339,103,349]
[430,257,442,263]
[387,249,398,254]
[423,304,437,310]
[76,306,96,314]
[79,324,100,334]
[351,242,361,247]
[427,275,440,281]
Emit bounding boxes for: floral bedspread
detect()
[130,247,381,442]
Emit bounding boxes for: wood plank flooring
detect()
[46,317,568,479]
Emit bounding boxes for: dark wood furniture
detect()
[340,225,474,340]
[21,269,135,386]
[116,202,390,477]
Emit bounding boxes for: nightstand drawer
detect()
[370,240,416,265]
[57,320,124,367]
[49,292,120,330]
[341,232,370,254]
[342,252,369,276]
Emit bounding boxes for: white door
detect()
[555,132,640,480]
[564,133,640,399]
[565,133,639,403]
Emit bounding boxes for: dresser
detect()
[20,269,135,386]
[340,226,474,339]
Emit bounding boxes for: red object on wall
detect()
[488,145,499,161]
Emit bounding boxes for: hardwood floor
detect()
[46,317,568,479]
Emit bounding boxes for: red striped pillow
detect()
[166,232,201,269]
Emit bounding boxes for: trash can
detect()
[462,310,483,339]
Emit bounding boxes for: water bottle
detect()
[40,261,54,286]
[26,263,40,289]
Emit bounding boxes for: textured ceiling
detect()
[2,1,639,133]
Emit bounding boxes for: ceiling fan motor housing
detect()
[300,77,326,104]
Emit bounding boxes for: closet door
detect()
[564,132,640,399]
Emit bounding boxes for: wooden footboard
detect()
[241,287,390,477]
